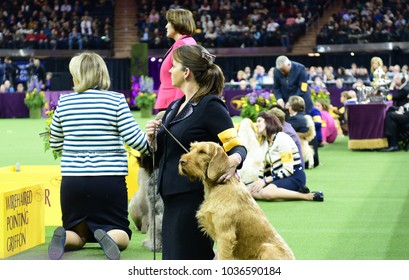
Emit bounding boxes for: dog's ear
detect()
[207,144,229,181]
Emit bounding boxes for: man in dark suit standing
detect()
[273,55,313,114]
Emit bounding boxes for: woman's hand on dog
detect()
[216,153,242,184]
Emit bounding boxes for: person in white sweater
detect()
[249,111,324,202]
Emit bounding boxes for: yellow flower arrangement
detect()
[135,92,157,109]
[24,88,46,110]
[310,86,330,103]
[240,90,276,122]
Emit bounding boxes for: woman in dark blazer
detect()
[146,45,247,260]
[154,8,197,111]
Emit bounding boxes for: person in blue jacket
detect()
[273,55,313,113]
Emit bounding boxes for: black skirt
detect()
[60,176,132,241]
[161,190,215,260]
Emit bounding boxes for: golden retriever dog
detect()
[236,118,263,184]
[178,141,295,260]
[297,114,315,169]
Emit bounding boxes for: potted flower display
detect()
[24,88,46,119]
[131,75,156,118]
[310,86,331,104]
[240,90,276,122]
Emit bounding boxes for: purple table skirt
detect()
[347,102,392,140]
[0,88,375,119]
[0,90,133,118]
[346,101,393,150]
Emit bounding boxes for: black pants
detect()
[161,190,214,260]
[384,108,409,146]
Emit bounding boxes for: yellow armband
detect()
[301,82,308,92]
[280,152,293,163]
[218,128,242,152]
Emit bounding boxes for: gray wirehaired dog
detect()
[128,154,163,252]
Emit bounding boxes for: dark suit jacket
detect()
[392,82,409,107]
[273,61,313,113]
[155,94,247,196]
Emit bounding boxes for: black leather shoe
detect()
[300,186,310,193]
[94,229,120,260]
[380,146,400,152]
[312,191,324,202]
[48,226,66,260]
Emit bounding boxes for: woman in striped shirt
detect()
[48,52,149,260]
[249,111,324,202]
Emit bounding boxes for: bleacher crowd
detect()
[317,0,409,44]
[0,0,113,50]
[136,0,326,50]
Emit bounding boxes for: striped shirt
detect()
[50,89,148,176]
[258,132,302,181]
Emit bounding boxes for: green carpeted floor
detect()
[1,113,409,260]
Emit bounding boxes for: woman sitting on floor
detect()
[249,111,324,202]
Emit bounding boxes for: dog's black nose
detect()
[179,158,187,166]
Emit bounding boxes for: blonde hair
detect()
[69,52,110,92]
[341,90,353,100]
[370,56,383,73]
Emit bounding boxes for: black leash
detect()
[147,114,189,260]
[160,123,189,153]
[149,130,157,260]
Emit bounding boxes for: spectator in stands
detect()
[140,27,151,42]
[4,57,19,89]
[48,28,58,50]
[27,58,46,91]
[381,73,409,152]
[68,27,83,50]
[388,73,409,108]
[58,30,69,49]
[37,29,49,49]
[335,78,344,89]
[204,26,217,47]
[2,80,15,93]
[274,55,313,113]
[230,70,247,83]
[154,8,196,111]
[60,0,72,13]
[262,67,274,85]
[80,14,93,39]
[44,72,53,91]
[16,83,25,92]
[381,101,409,152]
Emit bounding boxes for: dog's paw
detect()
[142,239,162,252]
